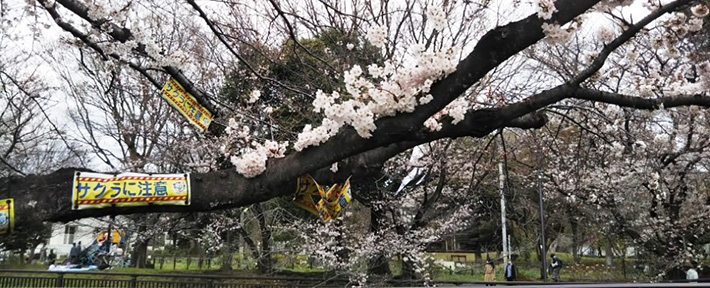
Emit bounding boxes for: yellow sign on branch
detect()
[293,175,352,221]
[160,78,213,132]
[0,198,15,234]
[72,172,191,210]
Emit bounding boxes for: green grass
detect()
[0,251,651,283]
[430,251,501,262]
[423,251,648,283]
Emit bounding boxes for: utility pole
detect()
[538,169,548,282]
[499,162,508,268]
[507,235,512,262]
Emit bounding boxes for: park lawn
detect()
[426,251,647,283]
[0,251,650,284]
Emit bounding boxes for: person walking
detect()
[687,261,699,282]
[549,254,563,282]
[505,261,516,281]
[484,256,495,285]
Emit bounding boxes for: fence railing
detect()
[0,270,347,288]
[152,256,220,270]
[1,269,709,288]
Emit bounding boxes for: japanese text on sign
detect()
[0,198,15,234]
[72,172,191,210]
[160,78,213,132]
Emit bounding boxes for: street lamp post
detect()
[499,163,508,268]
[538,169,547,282]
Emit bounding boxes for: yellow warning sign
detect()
[72,172,190,210]
[160,78,213,131]
[293,175,352,221]
[0,198,15,234]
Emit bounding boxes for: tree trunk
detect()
[220,230,233,270]
[621,243,627,280]
[474,245,483,263]
[131,239,148,268]
[253,203,273,274]
[367,206,391,276]
[130,216,156,268]
[571,217,581,264]
[237,227,260,267]
[401,256,416,280]
[605,240,613,266]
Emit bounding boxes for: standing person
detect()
[47,249,56,265]
[484,256,496,285]
[505,261,516,281]
[69,243,79,264]
[687,261,699,282]
[549,254,563,282]
[39,247,47,263]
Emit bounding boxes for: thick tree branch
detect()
[0,83,560,228]
[574,88,710,109]
[11,79,710,227]
[264,0,603,187]
[0,156,24,176]
[5,0,621,230]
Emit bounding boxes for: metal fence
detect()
[0,270,346,288]
[1,269,710,288]
[152,257,218,270]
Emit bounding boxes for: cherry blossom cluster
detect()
[537,0,558,20]
[662,11,706,39]
[596,27,616,43]
[609,6,709,98]
[365,25,387,48]
[223,118,289,178]
[295,40,459,151]
[425,6,447,32]
[595,0,634,11]
[275,143,482,283]
[247,90,261,104]
[423,97,469,131]
[540,20,580,44]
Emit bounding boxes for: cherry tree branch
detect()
[266,0,337,71]
[5,0,601,229]
[38,0,162,89]
[21,0,708,233]
[0,156,25,176]
[570,0,695,85]
[0,71,87,168]
[574,88,710,109]
[184,0,311,98]
[264,0,605,186]
[49,0,218,118]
